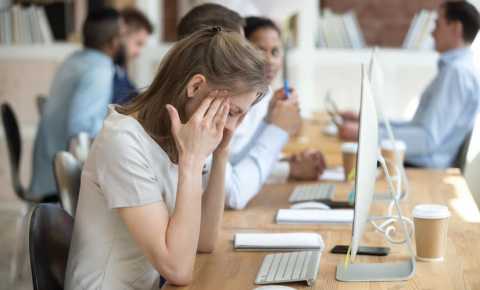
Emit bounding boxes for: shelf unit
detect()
[0,42,79,60]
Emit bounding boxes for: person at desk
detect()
[65,27,269,289]
[339,1,480,168]
[112,8,153,105]
[30,8,126,198]
[177,4,327,210]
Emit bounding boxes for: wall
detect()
[322,0,442,47]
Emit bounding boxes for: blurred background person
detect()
[112,7,153,105]
[30,8,126,198]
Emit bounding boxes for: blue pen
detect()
[284,79,290,99]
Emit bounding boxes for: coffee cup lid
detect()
[413,204,450,219]
[341,142,358,153]
[381,139,406,151]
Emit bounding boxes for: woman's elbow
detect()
[166,272,193,286]
[155,259,194,286]
[197,241,217,253]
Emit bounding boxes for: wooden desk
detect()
[163,118,480,290]
[284,116,343,166]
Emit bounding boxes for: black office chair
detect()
[28,204,73,290]
[1,103,58,285]
[1,102,58,202]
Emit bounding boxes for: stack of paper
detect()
[276,209,354,224]
[234,232,324,251]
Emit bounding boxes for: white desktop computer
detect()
[336,65,416,282]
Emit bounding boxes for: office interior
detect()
[0,0,480,290]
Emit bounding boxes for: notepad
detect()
[234,233,324,251]
[276,209,354,224]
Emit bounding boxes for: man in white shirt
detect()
[177,4,327,209]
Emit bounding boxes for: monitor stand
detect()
[336,156,416,282]
[336,258,415,282]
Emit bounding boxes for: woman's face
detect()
[248,27,283,84]
[184,76,259,133]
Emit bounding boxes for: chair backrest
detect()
[1,103,25,198]
[28,204,73,290]
[53,151,82,216]
[68,132,91,164]
[36,95,48,116]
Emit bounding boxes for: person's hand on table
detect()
[289,149,327,180]
[266,87,302,137]
[338,121,359,141]
[339,110,359,122]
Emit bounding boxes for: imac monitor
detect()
[350,65,379,261]
[336,65,415,282]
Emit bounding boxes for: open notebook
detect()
[234,233,324,251]
[276,209,354,224]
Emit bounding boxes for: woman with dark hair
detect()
[219,16,328,209]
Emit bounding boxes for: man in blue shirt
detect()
[112,8,153,105]
[30,8,126,198]
[339,1,480,168]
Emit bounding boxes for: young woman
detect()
[65,26,268,290]
[242,16,327,180]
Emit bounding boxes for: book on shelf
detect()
[0,4,54,45]
[403,9,436,50]
[317,9,365,49]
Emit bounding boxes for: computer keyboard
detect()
[289,184,336,203]
[255,251,322,286]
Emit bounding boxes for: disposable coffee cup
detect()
[413,204,450,262]
[380,140,406,176]
[341,142,358,181]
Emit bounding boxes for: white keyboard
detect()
[255,251,322,286]
[289,184,336,203]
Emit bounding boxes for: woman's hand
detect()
[289,149,327,180]
[266,87,302,137]
[166,96,230,165]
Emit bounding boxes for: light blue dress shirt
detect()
[30,49,114,198]
[381,47,480,168]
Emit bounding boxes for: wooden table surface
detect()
[163,117,480,290]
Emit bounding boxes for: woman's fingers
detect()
[204,98,224,122]
[192,96,215,119]
[215,101,229,130]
